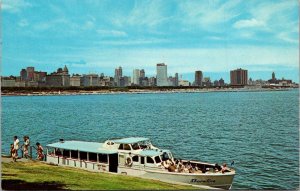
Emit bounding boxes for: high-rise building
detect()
[230,68,248,85]
[132,69,140,85]
[194,71,203,86]
[174,73,179,87]
[20,69,27,81]
[140,69,145,78]
[26,67,35,81]
[219,78,225,87]
[156,63,168,86]
[114,66,123,86]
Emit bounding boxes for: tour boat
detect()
[46,137,235,189]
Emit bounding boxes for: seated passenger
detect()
[214,163,222,171]
[177,163,184,173]
[168,163,176,172]
[221,163,229,173]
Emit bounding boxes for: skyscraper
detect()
[194,70,203,86]
[132,69,140,85]
[140,69,145,78]
[26,67,35,81]
[230,68,248,85]
[20,69,27,81]
[175,73,179,87]
[114,66,122,86]
[156,63,168,86]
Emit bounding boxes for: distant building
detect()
[148,77,156,86]
[20,69,27,81]
[82,74,99,87]
[203,77,212,87]
[156,63,168,86]
[70,75,81,86]
[1,76,16,87]
[194,71,203,86]
[230,68,248,85]
[140,69,145,78]
[132,69,140,85]
[46,66,70,87]
[178,80,190,86]
[174,73,179,87]
[114,66,122,87]
[26,67,35,81]
[219,78,225,87]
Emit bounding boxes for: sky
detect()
[2,0,299,83]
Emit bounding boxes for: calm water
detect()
[1,90,299,189]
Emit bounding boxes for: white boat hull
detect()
[118,166,235,190]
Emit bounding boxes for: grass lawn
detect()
[2,161,197,190]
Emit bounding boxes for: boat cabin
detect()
[46,140,119,173]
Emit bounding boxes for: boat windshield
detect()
[160,152,170,161]
[132,143,140,150]
[154,156,161,163]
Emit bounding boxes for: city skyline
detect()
[3,0,299,83]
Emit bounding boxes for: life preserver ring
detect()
[125,156,133,167]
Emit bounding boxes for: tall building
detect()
[26,67,35,81]
[132,69,140,85]
[140,69,145,78]
[230,68,248,85]
[114,66,122,86]
[219,78,225,87]
[156,63,168,86]
[194,71,203,86]
[174,73,179,87]
[20,69,27,81]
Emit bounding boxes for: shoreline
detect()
[1,87,297,97]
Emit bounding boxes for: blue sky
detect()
[2,0,299,83]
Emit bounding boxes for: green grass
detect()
[2,161,197,190]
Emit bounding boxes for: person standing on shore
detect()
[10,144,17,162]
[22,136,30,159]
[36,142,44,161]
[13,136,20,160]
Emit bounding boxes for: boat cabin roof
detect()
[112,137,149,144]
[47,141,117,154]
[138,149,170,157]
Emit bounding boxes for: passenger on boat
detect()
[214,163,222,172]
[177,163,184,173]
[167,163,176,172]
[221,163,229,173]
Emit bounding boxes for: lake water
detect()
[1,90,299,189]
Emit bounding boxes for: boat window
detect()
[80,152,87,160]
[132,155,139,162]
[154,156,161,163]
[107,141,114,145]
[55,148,62,156]
[141,157,145,164]
[132,143,140,150]
[89,153,97,162]
[161,152,170,161]
[147,157,154,164]
[118,144,124,150]
[123,144,131,150]
[63,150,70,158]
[71,150,78,159]
[98,154,108,163]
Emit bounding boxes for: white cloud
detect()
[96,29,127,37]
[68,46,298,76]
[2,0,32,13]
[233,18,265,29]
[96,38,169,46]
[177,0,241,30]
